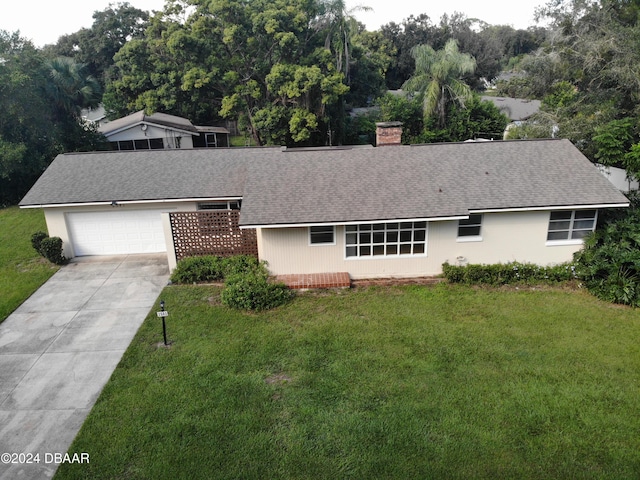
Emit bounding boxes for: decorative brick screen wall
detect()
[170,211,258,260]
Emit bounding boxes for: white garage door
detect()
[67,210,167,256]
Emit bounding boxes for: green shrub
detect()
[442,261,577,286]
[39,236,67,265]
[170,256,226,283]
[222,255,262,277]
[31,231,48,255]
[221,271,294,311]
[574,204,640,307]
[31,231,66,265]
[170,255,265,284]
[172,255,294,310]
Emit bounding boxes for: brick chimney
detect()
[375,122,403,147]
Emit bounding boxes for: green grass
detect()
[57,284,640,479]
[0,206,58,323]
[230,135,255,147]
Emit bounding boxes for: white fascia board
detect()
[240,215,468,229]
[20,197,243,209]
[470,203,629,214]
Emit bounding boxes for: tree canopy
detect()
[0,31,104,205]
[403,39,476,127]
[501,0,640,179]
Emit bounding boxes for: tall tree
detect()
[44,57,102,118]
[0,31,103,205]
[345,30,394,106]
[436,13,502,88]
[45,2,150,88]
[498,0,640,163]
[380,14,438,90]
[402,39,476,127]
[105,0,355,146]
[315,0,371,84]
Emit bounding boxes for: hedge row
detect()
[170,255,263,284]
[442,261,578,285]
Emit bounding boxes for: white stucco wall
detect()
[43,201,199,260]
[106,125,195,149]
[257,211,586,279]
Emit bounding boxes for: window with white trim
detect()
[547,210,597,241]
[309,226,335,245]
[458,214,482,238]
[345,222,427,258]
[197,201,241,210]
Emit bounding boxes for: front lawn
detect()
[0,206,58,323]
[57,284,640,479]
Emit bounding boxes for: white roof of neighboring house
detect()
[98,110,200,137]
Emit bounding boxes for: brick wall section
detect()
[170,211,258,260]
[375,121,403,146]
[275,272,351,289]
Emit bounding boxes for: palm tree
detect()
[402,39,476,127]
[317,0,372,84]
[44,56,102,119]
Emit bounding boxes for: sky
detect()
[3,0,548,48]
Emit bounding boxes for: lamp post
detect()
[157,300,169,346]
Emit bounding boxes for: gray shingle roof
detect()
[239,139,628,226]
[481,96,541,121]
[20,140,628,225]
[19,149,256,206]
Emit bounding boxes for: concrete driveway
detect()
[0,254,169,480]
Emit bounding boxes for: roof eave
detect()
[471,203,629,214]
[20,196,244,209]
[239,215,470,229]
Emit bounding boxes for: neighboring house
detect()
[20,126,628,280]
[81,105,108,127]
[596,164,639,192]
[481,96,543,140]
[481,96,541,122]
[98,110,230,151]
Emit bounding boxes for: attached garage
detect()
[66,210,166,256]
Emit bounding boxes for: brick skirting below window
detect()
[275,272,351,289]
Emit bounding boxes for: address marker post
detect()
[157,300,169,346]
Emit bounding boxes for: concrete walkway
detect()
[0,254,169,480]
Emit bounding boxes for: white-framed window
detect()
[345,221,427,258]
[309,225,335,245]
[547,210,597,242]
[197,201,241,210]
[457,214,483,240]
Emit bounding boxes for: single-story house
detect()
[20,126,629,279]
[99,110,230,151]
